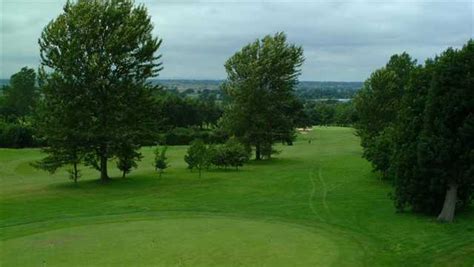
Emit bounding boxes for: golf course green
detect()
[1,127,473,266]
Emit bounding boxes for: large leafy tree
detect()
[354,53,416,178]
[366,40,474,222]
[221,32,304,160]
[37,0,162,182]
[416,41,474,222]
[390,60,435,212]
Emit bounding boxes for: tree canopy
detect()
[354,53,416,178]
[221,32,304,160]
[355,40,473,222]
[36,0,162,182]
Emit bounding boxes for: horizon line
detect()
[0,77,364,83]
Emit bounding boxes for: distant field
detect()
[1,127,473,266]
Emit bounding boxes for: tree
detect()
[116,143,142,178]
[34,146,83,184]
[37,0,162,182]
[390,62,434,213]
[154,146,169,178]
[417,41,474,222]
[1,67,38,121]
[354,53,416,178]
[375,40,473,222]
[221,32,304,160]
[184,140,210,179]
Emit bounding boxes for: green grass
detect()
[1,127,473,266]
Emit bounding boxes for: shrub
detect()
[210,138,250,170]
[154,146,169,178]
[184,140,210,179]
[0,122,38,148]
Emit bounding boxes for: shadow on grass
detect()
[46,172,224,192]
[48,175,156,190]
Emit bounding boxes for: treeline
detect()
[0,68,43,148]
[0,71,224,148]
[301,100,357,127]
[296,81,361,100]
[153,89,224,145]
[355,41,473,222]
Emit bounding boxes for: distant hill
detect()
[0,79,363,99]
[152,79,363,100]
[151,79,223,91]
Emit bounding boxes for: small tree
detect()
[184,140,209,179]
[33,147,82,184]
[154,146,169,178]
[116,144,142,178]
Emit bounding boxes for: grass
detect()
[0,127,473,266]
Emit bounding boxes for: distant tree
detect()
[184,140,210,179]
[199,95,223,128]
[221,32,304,160]
[1,67,38,121]
[154,146,169,178]
[0,122,37,148]
[333,101,357,126]
[37,0,162,182]
[354,53,416,178]
[295,82,362,100]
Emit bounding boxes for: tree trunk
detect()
[100,153,109,182]
[255,143,261,160]
[437,183,458,223]
[73,162,78,184]
[122,171,126,179]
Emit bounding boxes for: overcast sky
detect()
[1,0,473,81]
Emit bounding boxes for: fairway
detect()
[1,127,473,266]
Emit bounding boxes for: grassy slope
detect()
[0,127,473,266]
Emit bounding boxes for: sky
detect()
[1,0,473,81]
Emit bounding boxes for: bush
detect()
[210,138,250,170]
[0,122,40,148]
[154,146,169,178]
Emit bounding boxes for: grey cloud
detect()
[1,0,473,81]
